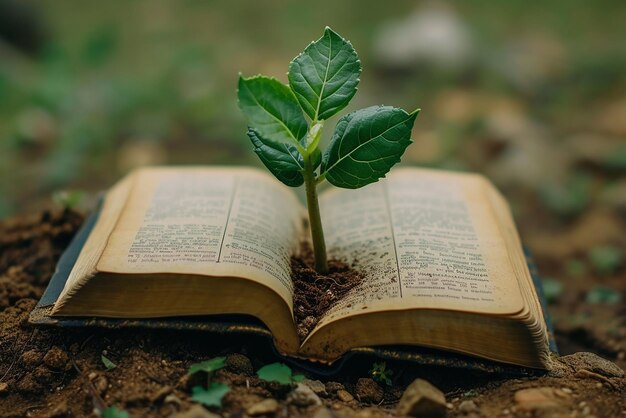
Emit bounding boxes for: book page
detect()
[314,168,525,329]
[96,167,305,307]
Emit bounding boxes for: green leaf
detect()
[588,246,623,276]
[238,75,308,146]
[188,356,227,375]
[541,278,563,304]
[321,106,419,189]
[247,128,305,187]
[292,374,305,382]
[257,362,300,385]
[102,406,129,418]
[288,27,361,121]
[101,354,117,370]
[191,383,230,408]
[586,286,622,305]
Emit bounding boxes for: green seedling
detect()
[191,383,231,408]
[238,27,419,273]
[369,361,393,386]
[257,362,304,385]
[586,285,622,305]
[101,354,117,370]
[102,406,130,418]
[541,278,564,304]
[188,356,227,375]
[52,190,86,210]
[588,245,623,276]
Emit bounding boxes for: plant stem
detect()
[303,154,328,274]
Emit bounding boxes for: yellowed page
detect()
[96,167,304,308]
[54,173,137,309]
[312,168,525,330]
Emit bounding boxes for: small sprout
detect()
[541,278,564,304]
[101,354,117,370]
[588,245,623,276]
[191,383,230,407]
[369,361,393,386]
[188,356,227,375]
[238,27,419,273]
[586,286,622,305]
[463,389,479,398]
[52,190,86,210]
[257,362,304,385]
[565,259,587,278]
[102,406,130,418]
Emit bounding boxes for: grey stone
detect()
[397,379,446,418]
[287,383,322,407]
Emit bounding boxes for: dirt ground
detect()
[0,210,624,418]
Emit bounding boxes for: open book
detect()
[37,167,552,369]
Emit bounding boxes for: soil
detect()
[0,210,624,418]
[291,245,363,340]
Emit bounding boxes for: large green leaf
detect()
[288,27,361,121]
[321,106,419,189]
[247,128,305,187]
[238,75,308,146]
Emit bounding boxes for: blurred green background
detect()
[0,0,624,230]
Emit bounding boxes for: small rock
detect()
[356,378,384,404]
[150,385,173,402]
[397,379,446,418]
[164,394,182,405]
[247,399,279,416]
[336,389,354,402]
[0,382,8,394]
[287,383,322,407]
[459,399,478,414]
[559,352,624,377]
[325,381,345,394]
[93,376,108,395]
[20,350,42,369]
[43,346,69,371]
[225,353,253,376]
[48,400,69,418]
[513,387,564,411]
[88,372,97,381]
[303,379,328,397]
[313,407,337,418]
[170,404,221,418]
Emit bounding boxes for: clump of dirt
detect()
[0,209,83,310]
[291,243,364,340]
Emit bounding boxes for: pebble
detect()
[559,352,624,377]
[93,376,108,395]
[304,379,328,397]
[325,381,345,394]
[164,394,182,405]
[170,404,221,418]
[458,399,478,414]
[247,398,279,416]
[355,378,384,404]
[337,389,354,402]
[43,346,69,371]
[287,383,322,407]
[513,387,564,411]
[0,382,8,394]
[225,353,253,376]
[397,379,446,418]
